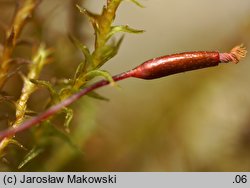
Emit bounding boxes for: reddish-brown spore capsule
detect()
[131,51,220,79]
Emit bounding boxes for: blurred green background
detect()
[0,0,250,171]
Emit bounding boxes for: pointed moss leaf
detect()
[25,109,38,116]
[55,78,72,85]
[87,91,109,101]
[73,62,86,82]
[76,5,97,20]
[8,139,27,150]
[98,36,124,67]
[129,0,145,8]
[59,87,72,98]
[42,121,82,154]
[107,25,144,40]
[85,70,116,86]
[18,146,44,169]
[30,79,60,103]
[63,108,73,133]
[68,35,92,66]
[76,5,100,31]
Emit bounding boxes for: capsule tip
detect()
[230,44,247,63]
[220,44,247,64]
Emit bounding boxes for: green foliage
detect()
[41,99,96,171]
[129,0,145,8]
[75,1,143,73]
[85,70,117,87]
[0,0,143,170]
[18,146,44,169]
[69,35,93,69]
[93,36,124,68]
[107,25,144,40]
[63,108,73,133]
[30,79,61,104]
[8,139,27,151]
[86,91,110,101]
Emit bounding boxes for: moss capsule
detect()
[130,45,247,80]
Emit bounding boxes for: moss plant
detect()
[0,0,246,171]
[0,0,144,169]
[0,0,37,89]
[0,44,52,154]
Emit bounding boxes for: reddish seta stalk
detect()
[0,45,247,140]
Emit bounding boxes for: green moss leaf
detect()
[25,109,38,116]
[85,70,116,86]
[128,0,145,8]
[73,62,86,83]
[8,139,27,150]
[87,91,109,101]
[107,25,144,40]
[68,35,92,67]
[63,108,73,133]
[41,99,95,171]
[30,79,60,103]
[76,5,100,31]
[38,121,81,153]
[96,36,124,67]
[18,146,44,169]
